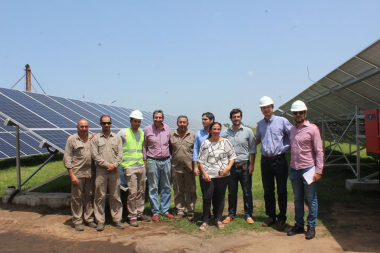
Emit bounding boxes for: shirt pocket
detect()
[73,142,85,156]
[184,139,194,154]
[111,139,119,156]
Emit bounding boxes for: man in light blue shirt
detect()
[256,96,293,231]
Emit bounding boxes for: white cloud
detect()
[247,71,253,76]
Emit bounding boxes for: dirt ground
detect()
[0,201,379,253]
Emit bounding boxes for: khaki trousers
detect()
[71,177,95,225]
[94,168,123,223]
[172,168,197,214]
[124,166,146,219]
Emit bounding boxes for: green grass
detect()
[0,144,379,237]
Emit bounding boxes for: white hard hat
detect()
[259,96,274,107]
[129,110,143,120]
[290,100,307,111]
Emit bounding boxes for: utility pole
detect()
[25,64,32,92]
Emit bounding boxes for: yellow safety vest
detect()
[121,128,144,168]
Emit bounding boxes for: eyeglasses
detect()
[101,122,112,125]
[293,111,305,115]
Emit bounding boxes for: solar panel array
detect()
[0,87,203,158]
[274,39,380,144]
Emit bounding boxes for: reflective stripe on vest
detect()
[120,128,144,168]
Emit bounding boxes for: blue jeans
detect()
[147,158,172,215]
[261,156,288,221]
[290,167,318,228]
[227,162,253,219]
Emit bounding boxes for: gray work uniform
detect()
[64,133,95,225]
[91,132,123,223]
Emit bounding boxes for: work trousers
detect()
[124,166,146,219]
[71,177,95,225]
[202,176,229,222]
[94,168,123,223]
[172,168,197,214]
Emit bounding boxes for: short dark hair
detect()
[202,112,215,122]
[208,122,222,139]
[153,110,164,119]
[100,115,112,123]
[230,108,242,119]
[177,115,188,122]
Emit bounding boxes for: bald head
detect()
[77,119,89,136]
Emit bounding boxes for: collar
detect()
[229,125,244,132]
[295,120,310,128]
[75,132,90,140]
[264,115,276,123]
[153,123,165,130]
[174,129,189,137]
[100,131,113,137]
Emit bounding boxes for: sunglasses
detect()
[101,122,112,125]
[293,111,305,115]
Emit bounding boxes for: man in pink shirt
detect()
[287,100,323,240]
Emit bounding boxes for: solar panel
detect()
[0,87,203,157]
[0,115,47,158]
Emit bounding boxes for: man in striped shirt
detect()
[143,110,174,222]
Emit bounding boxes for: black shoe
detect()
[287,224,305,236]
[305,226,316,240]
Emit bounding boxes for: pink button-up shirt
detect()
[290,121,324,174]
[143,123,171,160]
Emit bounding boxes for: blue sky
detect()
[1,1,379,126]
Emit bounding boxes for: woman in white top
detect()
[197,122,236,230]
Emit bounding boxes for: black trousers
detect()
[202,176,229,222]
[261,155,288,221]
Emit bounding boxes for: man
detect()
[64,119,96,231]
[287,100,323,240]
[169,115,196,221]
[222,109,256,224]
[117,110,151,227]
[91,115,125,231]
[143,110,173,222]
[256,96,293,231]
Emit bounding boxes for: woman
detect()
[197,122,236,230]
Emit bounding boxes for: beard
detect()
[295,117,305,124]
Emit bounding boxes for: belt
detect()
[147,156,170,161]
[234,161,248,168]
[262,153,285,161]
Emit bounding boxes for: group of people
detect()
[64,96,323,240]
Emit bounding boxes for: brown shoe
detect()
[130,219,138,227]
[138,215,151,222]
[277,220,286,231]
[262,217,275,227]
[246,217,255,224]
[222,217,233,224]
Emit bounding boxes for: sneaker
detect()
[262,217,275,227]
[97,223,105,231]
[246,217,255,224]
[138,215,151,222]
[222,216,233,224]
[287,224,305,236]
[164,213,174,219]
[86,221,97,228]
[75,224,84,231]
[305,226,316,240]
[152,215,159,222]
[130,219,138,227]
[115,221,125,230]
